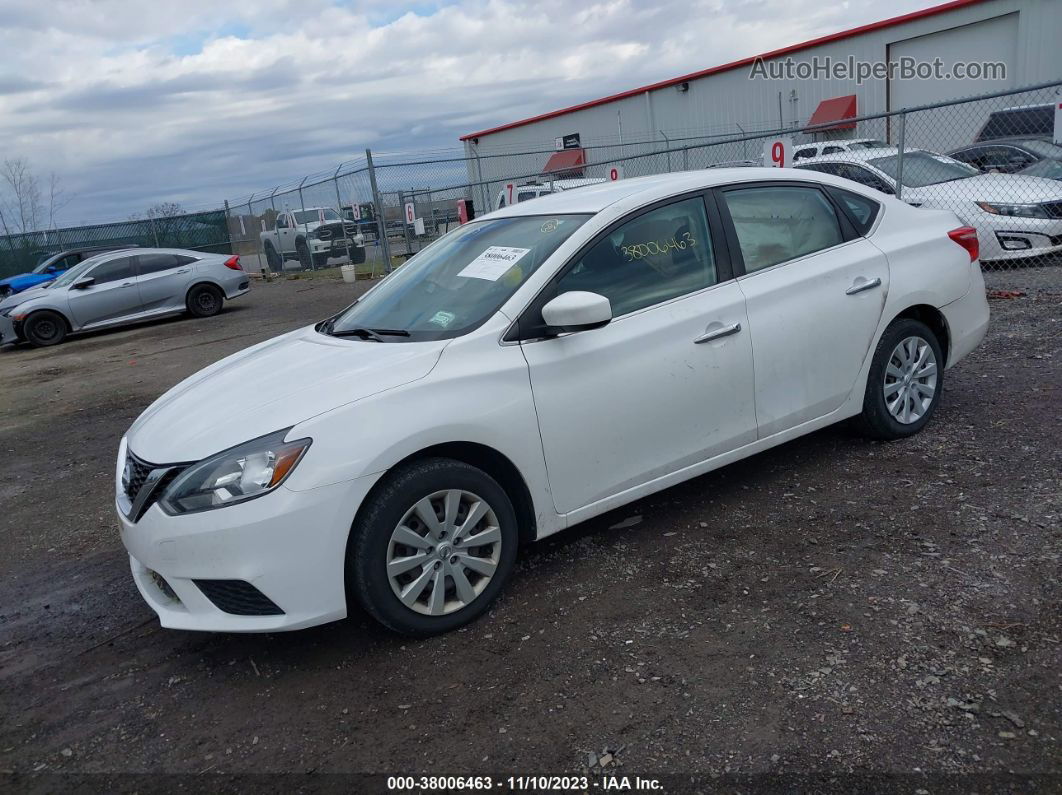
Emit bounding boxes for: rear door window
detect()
[721,186,844,273]
[136,254,182,275]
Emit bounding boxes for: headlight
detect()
[159,429,311,514]
[976,201,1050,219]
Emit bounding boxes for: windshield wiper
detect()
[328,326,411,341]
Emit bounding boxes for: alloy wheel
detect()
[883,335,938,424]
[386,489,502,616]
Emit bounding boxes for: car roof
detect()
[487,168,842,216]
[796,138,881,148]
[795,147,906,165]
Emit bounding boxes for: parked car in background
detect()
[261,208,364,271]
[796,147,1062,261]
[0,245,136,298]
[494,178,605,210]
[114,168,988,637]
[948,138,1062,181]
[792,138,889,162]
[0,249,248,347]
[974,103,1054,142]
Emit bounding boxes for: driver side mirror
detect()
[72,277,95,290]
[541,291,612,334]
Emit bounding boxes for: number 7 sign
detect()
[763,138,793,168]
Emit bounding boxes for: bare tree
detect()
[146,201,185,220]
[47,173,71,230]
[1,157,43,234]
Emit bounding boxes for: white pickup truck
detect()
[261,207,365,270]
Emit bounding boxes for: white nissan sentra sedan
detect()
[116,169,989,636]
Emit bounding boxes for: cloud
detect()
[0,0,944,224]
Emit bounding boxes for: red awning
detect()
[543,148,586,174]
[807,94,857,131]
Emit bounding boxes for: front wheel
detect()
[857,318,943,440]
[23,310,68,347]
[347,458,519,636]
[296,240,312,270]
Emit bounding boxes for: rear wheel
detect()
[23,310,68,347]
[348,458,519,636]
[186,284,224,318]
[857,318,943,440]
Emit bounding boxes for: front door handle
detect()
[846,276,882,295]
[694,322,742,344]
[119,281,136,288]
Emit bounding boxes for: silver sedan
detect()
[0,248,250,347]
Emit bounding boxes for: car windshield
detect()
[1019,158,1062,180]
[31,254,64,274]
[868,152,979,187]
[847,140,888,150]
[326,214,590,341]
[294,209,340,224]
[47,256,106,289]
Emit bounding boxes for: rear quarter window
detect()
[827,187,880,235]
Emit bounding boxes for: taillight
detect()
[223,255,242,271]
[948,227,979,262]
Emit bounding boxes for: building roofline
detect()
[459,0,990,142]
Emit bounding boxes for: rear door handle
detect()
[119,281,136,288]
[694,322,741,344]
[846,277,882,295]
[175,268,190,274]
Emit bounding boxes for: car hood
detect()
[126,326,449,463]
[911,173,1062,204]
[0,284,52,311]
[0,272,53,291]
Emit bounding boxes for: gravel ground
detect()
[0,268,1058,792]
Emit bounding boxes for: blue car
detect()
[0,245,135,298]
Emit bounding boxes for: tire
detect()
[264,243,282,270]
[312,252,331,269]
[296,240,312,270]
[23,310,68,347]
[857,318,944,440]
[348,457,519,636]
[186,284,224,318]
[350,245,366,265]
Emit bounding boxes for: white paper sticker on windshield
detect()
[457,246,531,281]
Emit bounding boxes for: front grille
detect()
[1040,201,1062,219]
[122,450,186,522]
[194,580,284,616]
[122,454,153,503]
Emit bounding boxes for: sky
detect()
[0,0,948,225]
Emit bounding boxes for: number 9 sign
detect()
[763,137,793,168]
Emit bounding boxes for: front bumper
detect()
[0,313,16,345]
[974,214,1062,262]
[116,451,382,632]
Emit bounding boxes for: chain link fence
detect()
[224,80,1061,276]
[0,209,231,280]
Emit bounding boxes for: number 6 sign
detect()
[763,138,793,168]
